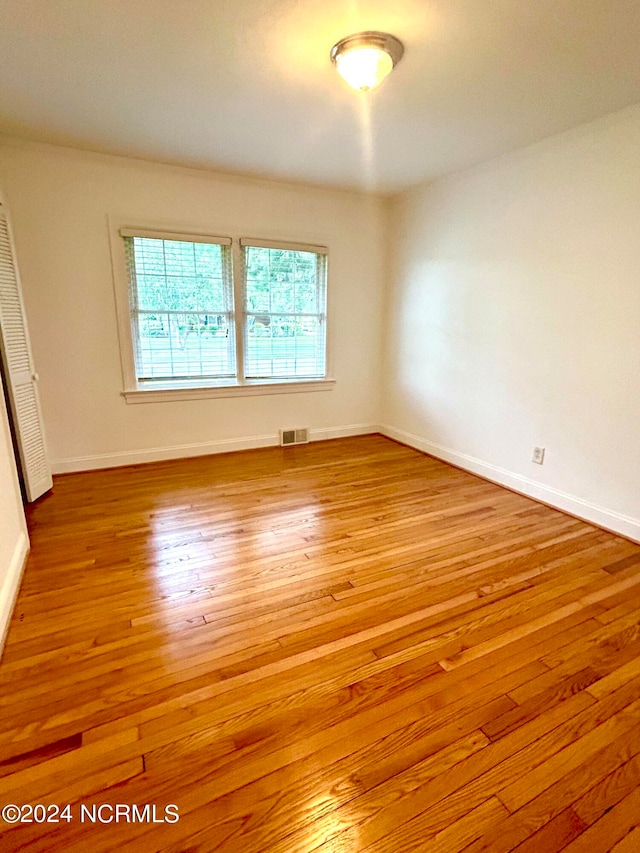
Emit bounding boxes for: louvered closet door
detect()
[0,208,52,502]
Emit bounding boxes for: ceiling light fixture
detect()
[330,31,404,92]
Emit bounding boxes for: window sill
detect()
[121,378,336,404]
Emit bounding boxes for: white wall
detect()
[0,374,28,653]
[382,104,640,542]
[0,139,385,472]
[2,107,639,541]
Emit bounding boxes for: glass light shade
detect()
[335,45,394,92]
[330,33,404,93]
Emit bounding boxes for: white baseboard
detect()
[0,530,29,659]
[310,424,377,442]
[380,424,640,544]
[51,424,379,474]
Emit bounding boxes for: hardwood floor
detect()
[1,434,640,852]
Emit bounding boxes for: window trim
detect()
[108,219,334,401]
[121,378,336,403]
[240,239,328,382]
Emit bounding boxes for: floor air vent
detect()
[280,428,309,447]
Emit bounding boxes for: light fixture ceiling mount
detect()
[330,31,404,92]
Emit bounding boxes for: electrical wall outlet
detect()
[532,446,545,465]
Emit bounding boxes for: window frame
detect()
[239,238,328,383]
[109,220,335,403]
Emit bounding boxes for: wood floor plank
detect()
[0,434,639,852]
[511,807,587,853]
[609,827,640,853]
[497,693,640,811]
[459,725,640,853]
[562,786,640,852]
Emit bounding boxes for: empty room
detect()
[1,1,640,851]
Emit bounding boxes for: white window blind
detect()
[242,243,327,380]
[123,234,235,383]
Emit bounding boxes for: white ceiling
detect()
[1,0,640,193]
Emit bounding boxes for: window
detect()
[123,232,235,384]
[113,227,331,401]
[242,240,327,380]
